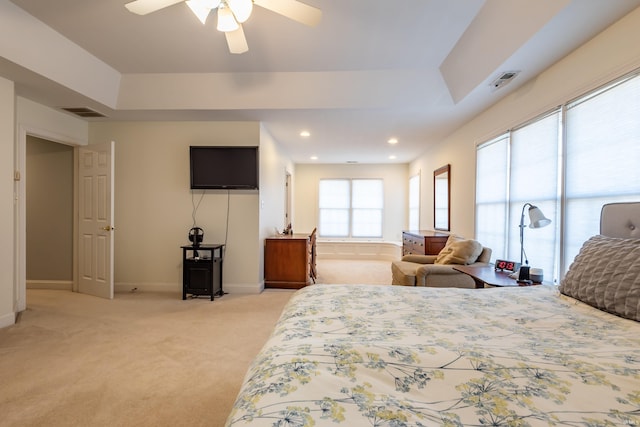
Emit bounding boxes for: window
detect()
[476,69,640,282]
[476,110,560,282]
[475,134,509,262]
[564,72,640,267]
[409,174,420,230]
[509,111,561,277]
[319,179,383,238]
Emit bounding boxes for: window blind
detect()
[563,72,640,270]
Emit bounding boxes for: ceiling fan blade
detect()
[253,0,322,27]
[125,0,185,15]
[225,25,249,54]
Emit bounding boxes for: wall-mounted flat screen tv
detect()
[190,146,259,190]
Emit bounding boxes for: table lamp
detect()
[519,203,551,267]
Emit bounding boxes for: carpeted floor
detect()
[315,258,392,285]
[0,258,392,427]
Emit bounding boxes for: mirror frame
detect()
[433,164,451,231]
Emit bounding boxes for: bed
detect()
[226,203,640,426]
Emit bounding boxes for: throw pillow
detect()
[559,234,640,321]
[435,239,483,265]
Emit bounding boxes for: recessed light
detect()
[310,155,318,160]
[387,138,398,144]
[300,131,311,137]
[389,155,397,160]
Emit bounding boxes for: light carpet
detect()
[315,258,392,285]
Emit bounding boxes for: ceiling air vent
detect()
[489,71,520,91]
[60,107,107,118]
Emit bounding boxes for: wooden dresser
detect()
[402,230,450,256]
[264,234,311,289]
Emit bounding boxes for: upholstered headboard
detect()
[559,201,640,321]
[600,202,640,239]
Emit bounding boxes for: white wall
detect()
[412,6,640,240]
[294,163,408,242]
[258,125,294,283]
[88,121,265,294]
[0,76,15,328]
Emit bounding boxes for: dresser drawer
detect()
[402,231,449,256]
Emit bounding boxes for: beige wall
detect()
[26,136,73,282]
[88,121,266,293]
[257,125,295,283]
[293,163,408,242]
[0,76,15,328]
[412,6,640,240]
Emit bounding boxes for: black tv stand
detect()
[181,244,225,301]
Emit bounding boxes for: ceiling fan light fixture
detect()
[227,0,253,23]
[217,4,239,32]
[203,0,222,7]
[186,0,214,24]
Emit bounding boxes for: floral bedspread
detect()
[225,284,640,426]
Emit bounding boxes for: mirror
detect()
[434,164,450,231]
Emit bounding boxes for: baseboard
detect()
[317,240,402,261]
[115,282,179,294]
[26,280,73,290]
[0,312,16,329]
[225,282,264,294]
[115,281,264,295]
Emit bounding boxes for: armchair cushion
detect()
[400,254,437,264]
[435,239,483,265]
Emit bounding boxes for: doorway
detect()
[25,136,74,291]
[15,128,81,312]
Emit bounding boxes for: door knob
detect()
[101,226,114,231]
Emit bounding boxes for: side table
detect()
[181,244,225,300]
[453,265,549,288]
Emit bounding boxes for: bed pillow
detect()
[559,234,640,321]
[435,239,483,265]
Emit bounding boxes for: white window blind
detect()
[352,179,383,237]
[409,174,420,230]
[476,110,560,281]
[564,72,640,270]
[475,134,509,263]
[318,179,350,237]
[318,178,383,238]
[509,111,560,279]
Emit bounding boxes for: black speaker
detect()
[188,227,204,248]
[518,265,530,281]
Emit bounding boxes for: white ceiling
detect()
[3,0,640,163]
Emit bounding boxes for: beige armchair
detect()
[391,236,492,289]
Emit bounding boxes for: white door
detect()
[78,141,114,299]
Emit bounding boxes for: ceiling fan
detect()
[124,0,322,54]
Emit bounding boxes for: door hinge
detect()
[14,171,20,181]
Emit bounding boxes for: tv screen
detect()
[190,146,259,190]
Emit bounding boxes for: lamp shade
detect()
[217,4,239,31]
[528,206,551,228]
